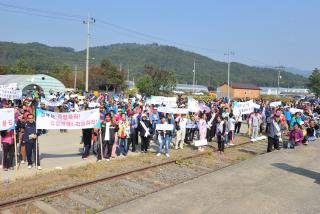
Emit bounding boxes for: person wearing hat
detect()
[267,113,286,152]
[138,113,152,153]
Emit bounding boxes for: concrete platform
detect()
[104,141,320,214]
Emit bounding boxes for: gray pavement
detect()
[103,141,320,214]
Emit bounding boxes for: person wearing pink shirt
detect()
[1,129,15,171]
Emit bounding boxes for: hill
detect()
[0,41,308,88]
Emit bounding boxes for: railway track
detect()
[0,140,269,214]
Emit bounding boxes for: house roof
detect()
[220,82,261,90]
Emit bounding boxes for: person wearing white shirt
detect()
[175,113,187,149]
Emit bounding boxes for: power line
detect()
[0,1,84,19]
[0,6,82,22]
[0,1,279,69]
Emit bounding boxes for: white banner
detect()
[41,99,64,107]
[233,100,256,115]
[149,96,177,107]
[0,85,22,100]
[157,106,189,114]
[0,108,15,131]
[156,123,174,131]
[270,101,282,107]
[194,139,208,147]
[188,97,200,112]
[290,108,303,114]
[36,109,100,130]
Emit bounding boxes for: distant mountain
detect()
[0,41,308,88]
[285,67,311,77]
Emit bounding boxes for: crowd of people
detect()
[1,88,320,171]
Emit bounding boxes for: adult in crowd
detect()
[24,113,42,169]
[267,113,286,152]
[1,129,15,171]
[175,113,187,150]
[98,113,118,161]
[139,113,151,153]
[156,116,171,157]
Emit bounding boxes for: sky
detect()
[0,0,319,71]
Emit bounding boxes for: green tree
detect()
[136,65,176,96]
[89,59,126,91]
[308,68,320,97]
[13,59,33,74]
[136,74,156,96]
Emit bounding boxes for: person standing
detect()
[156,117,171,157]
[250,110,262,141]
[228,113,236,146]
[216,116,226,154]
[198,113,207,151]
[118,113,130,156]
[1,129,15,171]
[206,107,216,142]
[24,113,41,169]
[82,128,93,159]
[234,112,242,134]
[175,113,187,149]
[98,113,118,161]
[267,113,286,152]
[139,114,151,153]
[127,111,138,152]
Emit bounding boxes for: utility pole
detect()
[275,65,285,96]
[192,59,196,93]
[225,50,235,101]
[83,15,95,92]
[74,64,77,90]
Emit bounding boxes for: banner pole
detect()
[35,137,38,170]
[14,129,18,171]
[99,132,104,161]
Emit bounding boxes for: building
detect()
[175,84,209,93]
[0,74,65,97]
[260,87,309,95]
[216,82,261,99]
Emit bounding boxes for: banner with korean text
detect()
[36,109,100,130]
[0,84,22,100]
[0,108,15,131]
[233,100,258,115]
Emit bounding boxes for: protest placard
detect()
[188,97,200,112]
[233,100,256,115]
[36,108,100,130]
[41,99,64,107]
[290,108,303,114]
[155,123,174,131]
[270,101,282,107]
[157,106,189,114]
[149,96,177,107]
[0,108,15,131]
[194,139,208,147]
[0,85,22,100]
